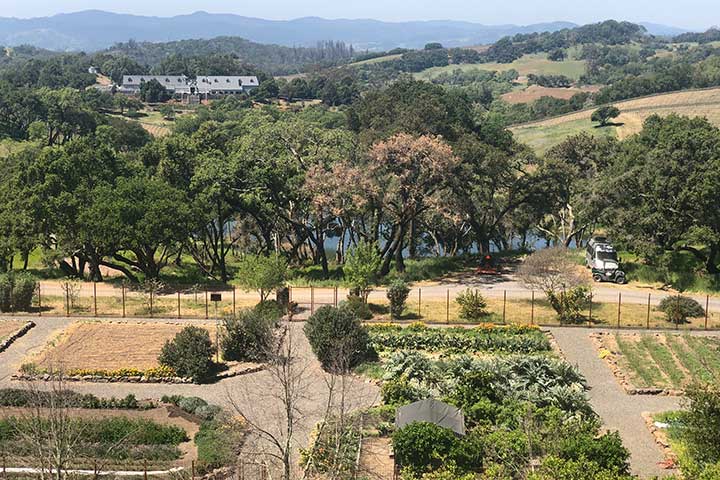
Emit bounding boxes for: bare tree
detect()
[518,248,591,324]
[228,326,313,480]
[10,373,142,479]
[517,247,587,294]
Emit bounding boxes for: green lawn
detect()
[511,118,618,154]
[415,53,587,81]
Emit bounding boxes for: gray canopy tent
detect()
[395,398,466,436]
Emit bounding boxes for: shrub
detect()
[684,382,720,464]
[221,308,275,362]
[456,289,490,321]
[194,405,222,421]
[235,253,288,301]
[392,422,464,476]
[159,326,215,383]
[0,272,37,312]
[195,417,245,474]
[658,295,705,324]
[381,376,428,405]
[387,280,411,319]
[340,295,373,320]
[343,240,381,302]
[178,396,208,414]
[547,286,591,324]
[556,431,630,473]
[304,305,374,372]
[254,299,284,322]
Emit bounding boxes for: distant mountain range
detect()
[0,10,692,52]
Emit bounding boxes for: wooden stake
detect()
[531,291,535,326]
[93,281,97,317]
[502,290,507,324]
[617,292,622,329]
[446,289,450,324]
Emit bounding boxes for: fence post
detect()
[647,293,651,329]
[289,286,293,303]
[177,291,181,319]
[705,295,710,330]
[311,286,315,315]
[121,283,126,318]
[334,286,338,307]
[502,290,507,324]
[233,286,236,317]
[588,292,593,326]
[418,288,422,319]
[205,289,209,320]
[531,291,535,326]
[191,460,195,480]
[149,289,153,318]
[93,282,97,317]
[37,284,42,317]
[446,289,450,324]
[617,292,622,329]
[65,287,70,317]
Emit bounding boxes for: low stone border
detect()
[642,412,679,472]
[0,321,36,353]
[13,363,265,384]
[591,332,683,396]
[12,372,194,384]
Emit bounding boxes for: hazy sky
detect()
[3,0,717,30]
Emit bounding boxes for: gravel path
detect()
[549,327,681,478]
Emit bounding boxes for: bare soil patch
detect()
[31,321,217,371]
[358,437,395,479]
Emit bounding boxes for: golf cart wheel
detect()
[593,274,603,282]
[615,276,627,285]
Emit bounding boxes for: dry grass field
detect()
[415,53,587,81]
[501,84,600,104]
[512,87,720,153]
[32,321,218,371]
[0,320,27,343]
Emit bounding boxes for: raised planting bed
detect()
[17,321,220,383]
[0,406,197,471]
[592,332,720,395]
[367,322,551,355]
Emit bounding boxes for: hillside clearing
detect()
[348,53,403,66]
[415,53,587,81]
[501,84,600,104]
[512,87,720,153]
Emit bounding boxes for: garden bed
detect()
[592,332,720,395]
[17,321,221,382]
[0,405,198,471]
[0,320,35,353]
[366,322,551,355]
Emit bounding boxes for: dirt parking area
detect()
[32,321,217,371]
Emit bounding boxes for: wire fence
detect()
[2,284,719,331]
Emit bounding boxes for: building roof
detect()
[395,399,466,436]
[195,76,259,92]
[122,75,188,89]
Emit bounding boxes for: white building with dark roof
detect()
[195,76,260,94]
[121,75,190,93]
[120,75,259,98]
